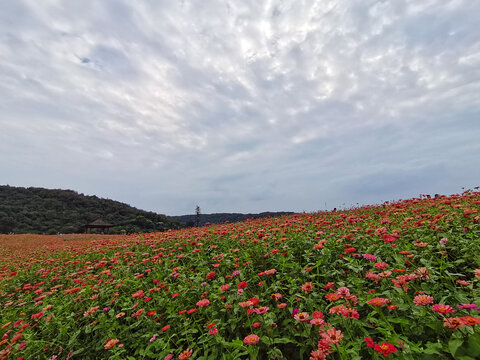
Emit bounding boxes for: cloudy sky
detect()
[1,0,479,216]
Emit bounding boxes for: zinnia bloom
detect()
[310,318,325,326]
[237,281,248,290]
[312,311,324,319]
[458,304,479,310]
[254,306,269,315]
[104,338,120,349]
[321,327,343,345]
[367,298,390,307]
[271,293,282,301]
[302,282,314,292]
[413,295,434,306]
[365,337,374,348]
[325,293,342,302]
[131,290,144,299]
[294,312,310,322]
[363,253,377,262]
[374,342,397,357]
[178,349,193,360]
[243,334,260,345]
[432,304,455,315]
[196,299,210,307]
[443,317,464,330]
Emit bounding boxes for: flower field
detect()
[1,191,480,359]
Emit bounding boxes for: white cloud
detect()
[0,0,479,215]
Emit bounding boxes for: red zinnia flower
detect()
[374,342,397,357]
[365,337,374,348]
[237,281,248,290]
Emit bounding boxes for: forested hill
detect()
[172,211,294,226]
[0,185,182,234]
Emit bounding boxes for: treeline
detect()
[0,185,182,234]
[172,211,294,227]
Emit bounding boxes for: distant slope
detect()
[0,185,182,234]
[172,211,295,226]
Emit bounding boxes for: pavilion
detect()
[85,219,113,234]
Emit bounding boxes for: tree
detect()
[195,205,201,227]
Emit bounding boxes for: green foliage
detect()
[0,185,182,234]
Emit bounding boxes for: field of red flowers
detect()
[1,190,479,359]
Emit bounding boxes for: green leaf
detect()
[273,337,294,344]
[449,338,463,357]
[466,333,480,356]
[224,339,245,349]
[423,342,443,355]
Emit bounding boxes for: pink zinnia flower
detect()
[413,294,434,306]
[458,304,479,310]
[432,304,455,314]
[243,334,260,345]
[196,299,210,307]
[321,328,343,345]
[310,318,325,326]
[363,253,377,262]
[104,338,119,349]
[367,298,390,307]
[254,306,269,315]
[294,312,310,322]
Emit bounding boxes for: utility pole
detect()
[195,205,201,227]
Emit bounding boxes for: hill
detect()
[0,185,182,234]
[172,211,294,226]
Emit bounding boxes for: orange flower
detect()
[178,348,193,360]
[302,282,314,292]
[132,290,144,299]
[104,338,119,349]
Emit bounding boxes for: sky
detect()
[1,0,479,216]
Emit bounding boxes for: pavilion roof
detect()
[87,219,112,227]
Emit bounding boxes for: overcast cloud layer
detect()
[1,0,479,215]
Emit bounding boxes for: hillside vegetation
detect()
[0,190,479,359]
[172,212,294,227]
[0,185,182,234]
